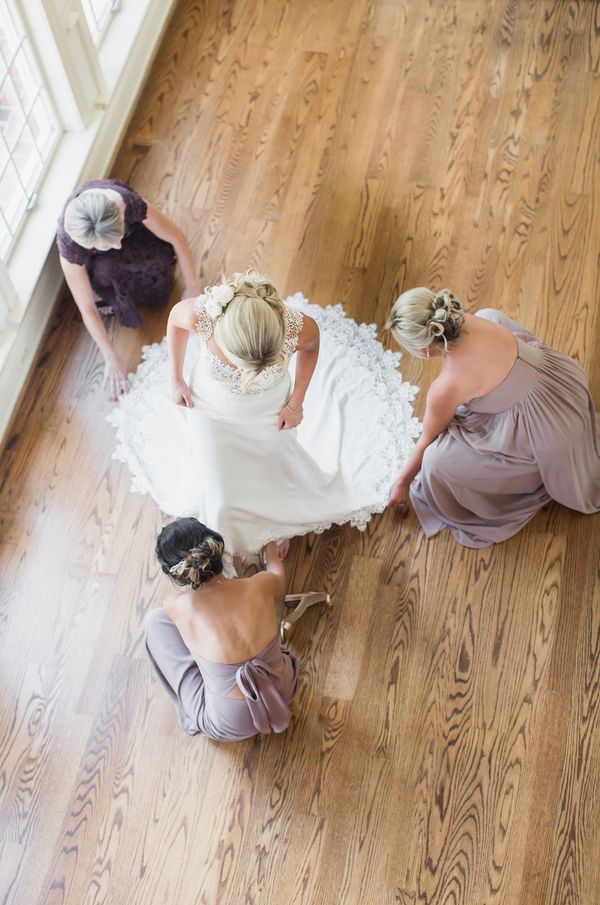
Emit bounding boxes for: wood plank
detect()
[1,1,599,903]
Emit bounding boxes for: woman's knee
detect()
[421,438,463,483]
[422,440,445,473]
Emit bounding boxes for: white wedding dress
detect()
[108,294,420,554]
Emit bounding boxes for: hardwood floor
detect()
[1,1,600,903]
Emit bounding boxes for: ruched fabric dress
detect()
[144,608,298,741]
[56,179,175,328]
[410,309,600,548]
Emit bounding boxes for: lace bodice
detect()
[192,297,304,395]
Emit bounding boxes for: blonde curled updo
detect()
[214,271,286,393]
[386,287,465,357]
[156,518,225,589]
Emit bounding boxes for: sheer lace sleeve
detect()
[283,306,304,358]
[193,295,213,340]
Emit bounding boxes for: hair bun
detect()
[432,289,463,313]
[426,289,465,344]
[169,536,224,589]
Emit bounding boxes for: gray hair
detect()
[214,271,286,393]
[63,189,124,250]
[386,287,465,356]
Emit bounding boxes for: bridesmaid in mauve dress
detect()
[57,178,199,398]
[145,517,329,741]
[386,288,600,548]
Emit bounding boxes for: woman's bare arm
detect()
[167,298,197,406]
[143,205,199,297]
[388,377,462,507]
[60,256,130,397]
[259,541,286,598]
[278,315,319,430]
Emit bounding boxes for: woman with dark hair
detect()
[145,517,329,741]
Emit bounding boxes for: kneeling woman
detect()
[386,289,600,547]
[146,517,326,741]
[57,178,199,397]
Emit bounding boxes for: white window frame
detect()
[81,0,120,47]
[0,259,19,325]
[0,0,176,446]
[0,0,108,273]
[0,0,63,258]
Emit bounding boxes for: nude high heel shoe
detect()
[280,592,332,643]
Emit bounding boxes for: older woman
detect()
[386,289,600,547]
[57,178,199,397]
[145,517,329,741]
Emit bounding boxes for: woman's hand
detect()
[60,258,130,396]
[387,476,410,509]
[172,378,194,407]
[104,356,131,399]
[278,402,303,431]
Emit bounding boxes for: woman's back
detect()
[165,571,280,665]
[440,312,519,405]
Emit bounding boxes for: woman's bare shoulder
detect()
[426,368,469,415]
[296,313,319,349]
[168,297,199,331]
[238,571,280,600]
[428,371,460,399]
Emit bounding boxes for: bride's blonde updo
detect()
[386,287,465,357]
[156,517,225,590]
[212,271,286,393]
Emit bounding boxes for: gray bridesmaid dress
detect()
[410,308,600,548]
[144,608,298,741]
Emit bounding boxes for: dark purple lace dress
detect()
[56,179,175,328]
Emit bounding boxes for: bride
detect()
[109,271,420,555]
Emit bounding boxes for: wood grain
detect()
[1,1,600,903]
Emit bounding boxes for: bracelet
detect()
[285,402,303,416]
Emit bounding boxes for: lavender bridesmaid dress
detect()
[410,308,600,548]
[144,608,298,741]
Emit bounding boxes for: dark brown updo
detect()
[156,517,225,589]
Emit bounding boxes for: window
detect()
[0,1,60,257]
[0,0,174,439]
[81,0,119,46]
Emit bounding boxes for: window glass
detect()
[81,0,116,46]
[0,1,60,257]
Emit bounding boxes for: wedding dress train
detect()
[108,293,420,554]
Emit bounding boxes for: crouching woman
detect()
[145,517,298,741]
